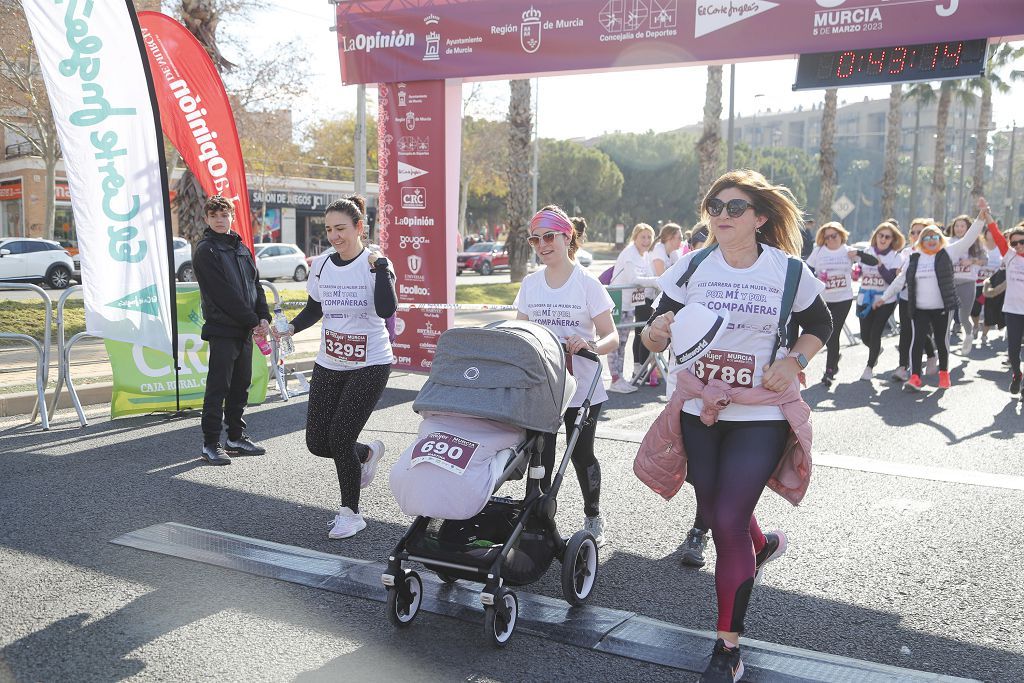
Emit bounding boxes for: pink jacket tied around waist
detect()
[633,370,813,506]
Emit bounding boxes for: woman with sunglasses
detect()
[856,222,906,380]
[875,199,994,390]
[642,170,831,683]
[890,219,938,383]
[945,214,990,354]
[608,223,660,393]
[805,221,879,387]
[973,231,1005,345]
[514,205,619,546]
[994,224,1024,394]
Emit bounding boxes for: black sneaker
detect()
[700,639,744,683]
[225,435,266,456]
[680,527,708,568]
[200,443,231,465]
[821,371,834,388]
[754,530,788,584]
[1011,373,1022,396]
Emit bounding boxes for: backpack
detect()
[673,244,803,360]
[598,265,614,285]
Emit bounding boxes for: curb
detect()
[0,357,320,419]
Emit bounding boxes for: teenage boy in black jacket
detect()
[193,195,270,464]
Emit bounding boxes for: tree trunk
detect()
[174,170,208,245]
[697,66,723,204]
[881,84,902,221]
[43,156,56,240]
[458,173,470,244]
[506,79,533,283]
[972,79,992,200]
[817,88,838,226]
[908,103,922,224]
[931,83,952,222]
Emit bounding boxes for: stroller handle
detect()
[563,344,600,364]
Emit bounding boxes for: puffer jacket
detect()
[193,228,270,339]
[633,370,813,506]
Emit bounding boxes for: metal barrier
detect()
[47,285,99,426]
[1,283,51,430]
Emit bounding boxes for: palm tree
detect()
[506,79,533,283]
[880,84,902,221]
[697,66,723,203]
[904,83,936,222]
[817,88,838,226]
[930,81,975,222]
[970,42,1024,200]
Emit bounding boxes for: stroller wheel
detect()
[483,588,518,647]
[386,570,423,628]
[561,530,599,606]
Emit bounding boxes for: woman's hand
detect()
[647,311,674,348]
[565,334,596,355]
[762,356,800,393]
[976,196,990,222]
[847,250,859,262]
[367,248,383,266]
[271,323,294,340]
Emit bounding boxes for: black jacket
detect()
[193,228,270,339]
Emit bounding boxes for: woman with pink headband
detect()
[513,205,619,546]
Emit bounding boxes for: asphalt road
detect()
[1,330,1022,682]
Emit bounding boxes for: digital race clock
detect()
[793,39,988,90]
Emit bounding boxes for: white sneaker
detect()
[608,378,638,394]
[360,440,385,489]
[860,366,873,381]
[960,334,973,355]
[890,367,909,382]
[584,513,607,548]
[926,356,938,376]
[328,507,366,539]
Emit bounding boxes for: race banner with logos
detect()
[22,0,175,354]
[105,288,269,418]
[336,0,1023,84]
[138,11,254,252]
[377,80,454,373]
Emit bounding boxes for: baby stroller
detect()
[383,320,603,646]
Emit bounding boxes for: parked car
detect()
[254,243,308,281]
[72,236,195,283]
[456,241,509,276]
[0,237,75,289]
[576,247,593,267]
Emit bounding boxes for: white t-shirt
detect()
[651,242,679,273]
[857,247,902,294]
[883,218,987,309]
[308,252,394,371]
[657,246,825,421]
[514,263,613,408]
[611,243,659,311]
[1003,251,1024,315]
[949,237,981,282]
[805,244,855,302]
[978,247,1002,282]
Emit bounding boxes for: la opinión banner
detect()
[22,0,175,354]
[106,288,269,418]
[138,11,254,252]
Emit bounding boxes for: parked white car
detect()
[0,237,75,289]
[576,247,593,267]
[254,243,308,281]
[171,237,195,281]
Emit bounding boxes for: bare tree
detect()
[880,84,903,221]
[0,3,59,239]
[697,65,723,204]
[506,79,533,283]
[817,88,838,225]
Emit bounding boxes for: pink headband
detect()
[530,209,574,236]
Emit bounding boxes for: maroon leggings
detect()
[681,412,788,633]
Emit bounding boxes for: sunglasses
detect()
[824,233,841,241]
[706,197,754,218]
[1011,239,1024,247]
[877,233,892,239]
[921,235,941,242]
[527,231,560,247]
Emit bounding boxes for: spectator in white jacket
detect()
[608,223,658,393]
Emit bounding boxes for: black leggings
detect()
[911,309,950,375]
[859,299,897,368]
[632,301,653,367]
[823,299,852,373]
[542,402,604,517]
[681,413,789,633]
[306,362,391,513]
[1007,312,1024,375]
[899,299,934,368]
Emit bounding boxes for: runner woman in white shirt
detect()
[1000,225,1024,395]
[514,205,619,546]
[856,222,905,380]
[875,199,995,391]
[607,223,659,393]
[945,214,989,354]
[973,232,1004,345]
[275,196,397,540]
[642,170,831,683]
[891,219,938,382]
[805,221,879,387]
[651,222,684,276]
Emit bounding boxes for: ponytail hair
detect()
[569,214,587,260]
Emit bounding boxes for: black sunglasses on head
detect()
[706,197,754,218]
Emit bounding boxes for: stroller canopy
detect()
[412,320,574,433]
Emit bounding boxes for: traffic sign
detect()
[832,195,855,220]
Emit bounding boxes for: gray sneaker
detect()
[754,530,788,584]
[583,514,607,548]
[680,527,708,567]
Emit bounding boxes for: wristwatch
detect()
[788,352,808,369]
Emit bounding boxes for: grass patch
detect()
[455,282,519,305]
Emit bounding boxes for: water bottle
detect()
[273,306,294,356]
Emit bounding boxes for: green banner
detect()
[105,288,269,418]
[606,287,622,325]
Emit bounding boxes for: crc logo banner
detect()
[105,288,269,418]
[377,80,453,372]
[22,0,175,354]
